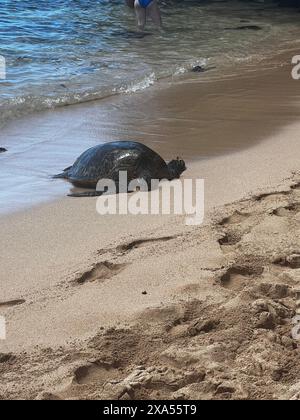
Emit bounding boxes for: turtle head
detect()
[167,158,187,179]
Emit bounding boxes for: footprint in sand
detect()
[218,211,255,249]
[291,182,300,191]
[73,361,120,385]
[117,236,175,254]
[0,353,16,364]
[75,261,127,285]
[76,237,176,286]
[0,299,25,309]
[219,211,251,226]
[219,265,264,292]
[43,361,122,400]
[273,254,300,270]
[218,232,242,246]
[254,191,290,203]
[272,203,300,217]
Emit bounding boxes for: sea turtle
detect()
[54,141,186,197]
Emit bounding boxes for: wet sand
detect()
[1,52,300,400]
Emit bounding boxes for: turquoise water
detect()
[0,0,300,126]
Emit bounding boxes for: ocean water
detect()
[0,0,300,127]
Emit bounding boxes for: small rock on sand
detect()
[191,66,206,73]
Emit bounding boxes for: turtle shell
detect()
[66,141,169,188]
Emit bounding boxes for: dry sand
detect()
[1,53,300,400]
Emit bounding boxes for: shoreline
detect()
[1,51,300,399]
[0,49,298,216]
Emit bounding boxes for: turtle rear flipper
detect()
[53,173,68,179]
[53,166,72,179]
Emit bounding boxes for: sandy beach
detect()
[1,51,300,400]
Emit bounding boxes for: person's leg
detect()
[134,0,147,31]
[147,0,162,28]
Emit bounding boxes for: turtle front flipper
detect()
[68,190,104,198]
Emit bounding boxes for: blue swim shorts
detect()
[138,0,154,8]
